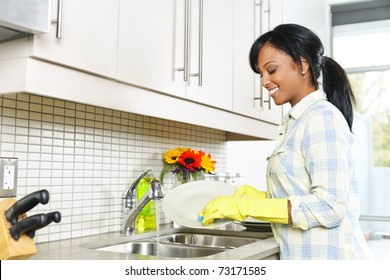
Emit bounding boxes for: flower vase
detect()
[174,171,194,187]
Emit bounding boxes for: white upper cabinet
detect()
[30,0,119,78]
[185,0,234,110]
[116,0,233,110]
[233,0,258,119]
[233,0,283,125]
[0,0,282,139]
[116,0,186,98]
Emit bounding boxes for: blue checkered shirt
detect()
[266,90,372,259]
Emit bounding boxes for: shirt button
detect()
[289,115,292,119]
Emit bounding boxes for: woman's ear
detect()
[300,56,309,75]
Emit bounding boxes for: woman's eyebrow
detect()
[261,61,277,68]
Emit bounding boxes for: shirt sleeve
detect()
[290,109,351,230]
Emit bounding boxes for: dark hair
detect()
[249,23,355,130]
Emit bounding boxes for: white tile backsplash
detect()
[0,93,227,243]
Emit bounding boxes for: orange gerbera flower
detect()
[177,149,202,171]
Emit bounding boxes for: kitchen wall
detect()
[227,140,275,190]
[0,93,227,243]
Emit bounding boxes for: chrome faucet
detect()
[121,169,164,234]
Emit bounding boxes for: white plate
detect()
[162,180,236,228]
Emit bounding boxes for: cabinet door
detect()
[233,0,283,125]
[116,0,186,98]
[117,0,234,110]
[31,0,118,78]
[255,0,283,124]
[233,0,259,119]
[185,0,234,111]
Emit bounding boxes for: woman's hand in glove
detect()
[199,195,289,226]
[199,196,246,226]
[234,184,267,199]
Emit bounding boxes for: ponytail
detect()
[321,56,356,130]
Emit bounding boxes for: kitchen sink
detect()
[80,226,276,259]
[97,241,227,258]
[95,232,262,258]
[158,233,259,249]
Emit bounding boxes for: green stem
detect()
[159,164,172,184]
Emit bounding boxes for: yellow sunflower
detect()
[163,148,182,164]
[200,153,216,173]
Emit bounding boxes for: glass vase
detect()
[174,171,194,186]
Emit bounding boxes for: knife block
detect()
[0,198,37,260]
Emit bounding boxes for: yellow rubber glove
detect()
[234,184,268,199]
[199,196,289,226]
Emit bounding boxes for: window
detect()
[332,11,390,234]
[333,20,390,166]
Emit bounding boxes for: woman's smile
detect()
[269,86,279,97]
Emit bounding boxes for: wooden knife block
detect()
[0,198,37,260]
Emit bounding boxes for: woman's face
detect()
[257,42,313,107]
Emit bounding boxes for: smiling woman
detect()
[200,23,372,260]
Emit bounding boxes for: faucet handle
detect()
[150,179,164,200]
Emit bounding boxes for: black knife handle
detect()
[26,211,62,238]
[5,189,50,225]
[9,214,47,240]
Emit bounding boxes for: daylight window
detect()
[331,0,390,231]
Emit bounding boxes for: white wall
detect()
[283,0,329,53]
[227,140,275,191]
[353,114,372,215]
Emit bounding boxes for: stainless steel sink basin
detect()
[97,241,227,258]
[158,233,259,249]
[80,226,277,259]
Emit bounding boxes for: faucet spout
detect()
[122,168,153,201]
[121,176,164,235]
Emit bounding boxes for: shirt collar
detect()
[283,90,327,123]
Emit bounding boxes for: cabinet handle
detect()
[184,0,190,81]
[254,84,271,110]
[51,0,63,39]
[254,80,272,110]
[264,87,272,110]
[176,0,190,81]
[56,0,63,39]
[190,0,203,86]
[265,0,271,31]
[256,0,271,35]
[255,0,262,35]
[199,0,203,86]
[254,0,271,110]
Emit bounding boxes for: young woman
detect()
[200,24,372,260]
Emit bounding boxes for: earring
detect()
[301,71,305,75]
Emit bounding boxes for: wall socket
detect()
[0,158,18,197]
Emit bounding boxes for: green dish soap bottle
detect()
[135,172,157,232]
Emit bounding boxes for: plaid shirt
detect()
[266,90,372,259]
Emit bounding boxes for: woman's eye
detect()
[268,68,276,74]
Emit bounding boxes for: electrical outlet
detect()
[0,158,18,197]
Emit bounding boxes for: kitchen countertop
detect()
[29,225,280,260]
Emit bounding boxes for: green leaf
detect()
[159,164,172,184]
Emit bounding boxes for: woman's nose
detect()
[261,77,270,88]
